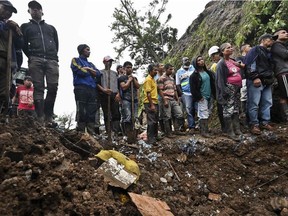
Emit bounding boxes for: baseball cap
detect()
[28,1,42,10]
[103,55,114,62]
[0,0,17,13]
[258,33,278,43]
[208,46,220,57]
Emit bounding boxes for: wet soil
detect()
[0,116,287,215]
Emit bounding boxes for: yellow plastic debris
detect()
[96,150,140,180]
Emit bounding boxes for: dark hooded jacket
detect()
[21,19,59,61]
[244,45,274,81]
[189,56,216,102]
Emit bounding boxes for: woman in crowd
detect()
[190,56,215,137]
[215,43,244,141]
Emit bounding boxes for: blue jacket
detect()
[70,56,101,89]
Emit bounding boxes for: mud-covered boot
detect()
[232,114,242,135]
[224,117,240,141]
[164,120,175,138]
[200,119,212,138]
[173,118,186,135]
[147,123,157,145]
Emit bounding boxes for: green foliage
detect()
[111,0,178,68]
[165,0,288,70]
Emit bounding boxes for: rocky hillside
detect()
[166,0,288,69]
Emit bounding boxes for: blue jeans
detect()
[181,94,196,128]
[121,99,138,123]
[247,79,272,125]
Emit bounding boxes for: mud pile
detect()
[0,116,287,215]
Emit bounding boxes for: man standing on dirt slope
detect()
[271,28,288,122]
[71,44,101,134]
[98,55,122,135]
[143,64,159,145]
[244,33,277,135]
[118,61,140,143]
[175,57,196,135]
[157,63,185,137]
[21,1,59,127]
[0,0,23,113]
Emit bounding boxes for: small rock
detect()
[82,191,91,200]
[160,177,167,183]
[281,208,288,216]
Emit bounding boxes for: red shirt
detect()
[15,85,35,110]
[226,59,242,86]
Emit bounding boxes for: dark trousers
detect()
[144,103,159,144]
[74,85,97,124]
[28,56,59,119]
[99,93,121,132]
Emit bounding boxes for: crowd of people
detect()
[1,1,288,145]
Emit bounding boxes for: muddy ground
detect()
[0,116,287,216]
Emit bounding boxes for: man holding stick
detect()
[0,0,22,114]
[119,61,140,143]
[98,56,121,138]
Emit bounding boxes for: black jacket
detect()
[21,19,59,61]
[271,41,288,76]
[189,56,216,102]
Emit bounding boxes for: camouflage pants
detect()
[223,83,241,118]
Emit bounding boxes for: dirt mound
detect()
[0,116,287,215]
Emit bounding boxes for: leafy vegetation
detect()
[111,0,178,68]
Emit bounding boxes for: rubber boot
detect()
[147,123,157,145]
[200,119,212,138]
[159,119,165,133]
[164,120,175,138]
[76,122,86,132]
[86,122,95,135]
[94,127,100,135]
[280,103,288,123]
[34,99,45,124]
[224,117,240,141]
[173,118,186,135]
[112,120,122,136]
[232,114,242,135]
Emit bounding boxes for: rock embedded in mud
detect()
[82,191,91,200]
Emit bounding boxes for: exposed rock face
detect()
[167,0,287,69]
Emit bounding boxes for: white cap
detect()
[208,46,220,57]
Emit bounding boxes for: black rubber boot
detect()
[280,103,288,122]
[164,120,174,138]
[147,123,157,145]
[34,99,45,124]
[224,117,240,141]
[232,114,242,135]
[76,122,86,132]
[173,118,186,135]
[86,122,95,135]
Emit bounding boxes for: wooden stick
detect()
[167,160,181,182]
[107,69,112,143]
[5,29,12,115]
[256,170,288,189]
